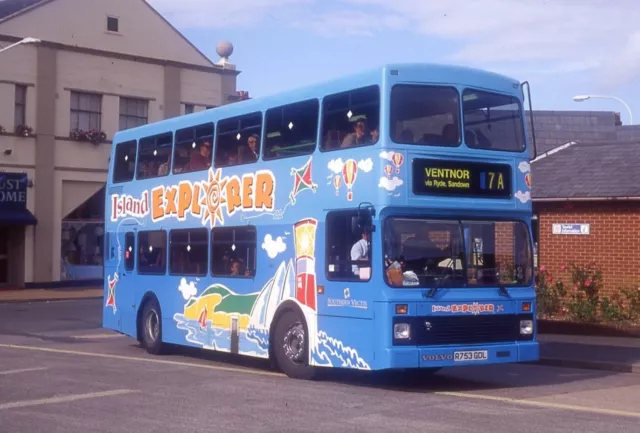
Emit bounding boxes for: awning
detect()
[0,209,38,226]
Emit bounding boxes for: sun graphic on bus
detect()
[200,168,227,228]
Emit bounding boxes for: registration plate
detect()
[454,350,488,362]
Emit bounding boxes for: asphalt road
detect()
[0,299,639,433]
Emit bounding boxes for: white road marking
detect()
[436,391,640,419]
[0,367,48,376]
[0,389,138,410]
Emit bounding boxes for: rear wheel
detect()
[273,310,316,380]
[141,298,165,355]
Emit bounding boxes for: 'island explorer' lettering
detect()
[425,167,471,189]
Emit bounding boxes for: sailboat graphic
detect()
[197,305,208,329]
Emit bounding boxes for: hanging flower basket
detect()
[70,128,107,144]
[15,124,33,137]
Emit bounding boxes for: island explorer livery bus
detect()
[103,62,538,380]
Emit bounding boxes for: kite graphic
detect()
[106,273,119,313]
[289,157,317,204]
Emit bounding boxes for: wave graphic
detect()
[311,330,371,370]
[247,326,270,352]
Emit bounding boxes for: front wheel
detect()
[141,298,165,355]
[273,310,316,380]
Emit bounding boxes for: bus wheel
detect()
[273,310,316,380]
[141,298,164,355]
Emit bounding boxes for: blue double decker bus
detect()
[103,63,537,379]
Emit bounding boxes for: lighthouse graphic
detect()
[293,218,318,311]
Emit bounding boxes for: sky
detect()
[148,0,640,126]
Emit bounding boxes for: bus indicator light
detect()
[396,304,408,314]
[522,302,531,312]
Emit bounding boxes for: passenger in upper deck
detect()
[188,140,212,171]
[240,134,260,163]
[341,119,368,147]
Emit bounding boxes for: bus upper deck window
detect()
[112,140,137,183]
[215,112,262,168]
[137,132,173,180]
[264,99,318,160]
[173,122,214,174]
[321,85,380,152]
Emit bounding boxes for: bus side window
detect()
[174,122,214,174]
[137,132,173,180]
[215,112,262,168]
[321,85,380,152]
[112,140,137,183]
[137,230,167,275]
[326,211,371,281]
[169,228,208,276]
[211,226,256,278]
[124,232,135,271]
[264,99,318,160]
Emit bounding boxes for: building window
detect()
[137,230,167,275]
[119,97,148,130]
[70,91,102,132]
[137,132,172,179]
[107,16,119,32]
[264,99,318,160]
[169,228,208,276]
[211,226,256,278]
[124,232,135,271]
[215,112,262,167]
[321,85,379,151]
[326,210,371,281]
[185,104,194,114]
[14,85,26,128]
[60,188,105,281]
[173,122,214,174]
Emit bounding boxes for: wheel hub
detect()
[282,322,305,364]
[147,309,159,341]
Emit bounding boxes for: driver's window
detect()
[326,210,372,282]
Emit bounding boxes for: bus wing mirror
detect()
[521,81,537,161]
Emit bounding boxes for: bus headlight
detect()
[394,323,410,339]
[520,320,533,335]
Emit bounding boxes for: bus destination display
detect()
[412,158,512,198]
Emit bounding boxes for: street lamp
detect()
[0,36,41,53]
[573,94,633,125]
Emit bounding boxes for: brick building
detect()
[0,0,242,287]
[530,110,640,296]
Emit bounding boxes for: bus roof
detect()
[112,62,522,144]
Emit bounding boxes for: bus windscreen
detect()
[384,218,532,289]
[462,89,526,152]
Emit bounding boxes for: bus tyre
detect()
[273,310,316,380]
[141,298,164,355]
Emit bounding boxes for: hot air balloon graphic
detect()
[384,165,393,178]
[342,159,358,201]
[392,153,404,173]
[525,173,532,189]
[333,175,341,195]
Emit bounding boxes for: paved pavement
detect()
[0,299,639,432]
[0,287,102,303]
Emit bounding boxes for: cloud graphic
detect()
[379,151,395,162]
[262,234,287,258]
[328,158,345,174]
[357,158,373,173]
[178,278,197,300]
[378,176,403,192]
[515,190,531,203]
[519,161,531,173]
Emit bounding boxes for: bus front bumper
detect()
[382,341,539,369]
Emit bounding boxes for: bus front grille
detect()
[393,314,534,346]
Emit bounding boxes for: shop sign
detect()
[0,172,28,210]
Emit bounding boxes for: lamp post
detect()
[0,37,41,53]
[573,94,633,125]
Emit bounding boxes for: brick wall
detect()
[535,201,640,296]
[495,222,515,275]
